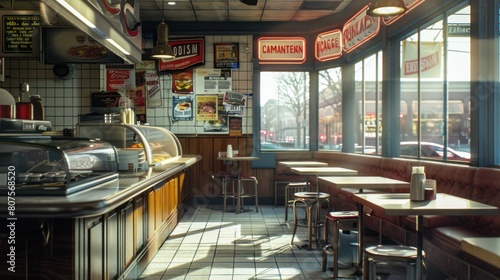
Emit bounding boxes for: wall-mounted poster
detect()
[229,116,242,136]
[173,95,193,121]
[172,69,193,94]
[214,43,239,69]
[195,68,232,94]
[196,95,218,121]
[106,64,135,91]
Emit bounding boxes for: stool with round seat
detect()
[291,191,330,250]
[362,245,426,280]
[321,211,359,279]
[284,182,309,222]
[224,175,259,213]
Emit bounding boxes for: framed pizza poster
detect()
[214,43,239,69]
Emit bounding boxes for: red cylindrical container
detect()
[16,102,33,120]
[0,104,14,118]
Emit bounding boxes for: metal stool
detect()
[321,211,359,279]
[362,245,426,280]
[224,175,259,213]
[291,191,330,250]
[284,182,309,222]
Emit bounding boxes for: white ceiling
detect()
[0,0,355,22]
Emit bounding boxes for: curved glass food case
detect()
[77,124,182,174]
[0,136,119,195]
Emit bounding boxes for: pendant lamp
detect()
[367,0,407,17]
[151,0,175,60]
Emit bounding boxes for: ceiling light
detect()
[150,22,175,60]
[151,0,175,60]
[367,0,407,17]
[240,0,258,6]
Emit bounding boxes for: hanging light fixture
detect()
[151,0,175,60]
[367,0,407,17]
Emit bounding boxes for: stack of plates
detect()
[118,149,147,173]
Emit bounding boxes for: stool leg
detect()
[307,202,314,250]
[369,260,377,280]
[291,200,299,246]
[322,216,329,272]
[362,255,369,280]
[333,220,340,278]
[254,178,259,213]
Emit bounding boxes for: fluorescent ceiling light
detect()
[106,38,130,55]
[56,0,96,28]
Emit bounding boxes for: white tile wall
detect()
[0,35,254,134]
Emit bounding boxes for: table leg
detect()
[307,202,313,250]
[416,215,423,280]
[236,179,242,214]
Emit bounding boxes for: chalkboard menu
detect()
[0,11,40,57]
[2,14,40,53]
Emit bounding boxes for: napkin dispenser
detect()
[410,166,425,201]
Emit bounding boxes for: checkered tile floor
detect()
[139,205,414,280]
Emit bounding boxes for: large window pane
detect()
[260,72,310,151]
[399,6,470,162]
[319,67,342,150]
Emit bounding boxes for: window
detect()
[399,6,471,162]
[260,72,310,151]
[318,67,342,150]
[354,52,383,155]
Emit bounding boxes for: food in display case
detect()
[0,136,119,195]
[77,123,182,172]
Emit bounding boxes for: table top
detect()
[319,176,410,189]
[352,193,500,216]
[217,156,260,161]
[278,161,328,167]
[289,166,358,176]
[461,237,500,269]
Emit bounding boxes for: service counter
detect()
[0,155,201,280]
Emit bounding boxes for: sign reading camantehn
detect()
[2,13,40,54]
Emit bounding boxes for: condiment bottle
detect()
[226,144,233,158]
[410,166,426,201]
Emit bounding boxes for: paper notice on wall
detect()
[145,71,161,107]
[195,69,231,94]
[229,116,242,136]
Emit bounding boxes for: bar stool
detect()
[284,182,309,222]
[321,211,359,279]
[224,175,259,213]
[291,191,330,250]
[362,245,426,280]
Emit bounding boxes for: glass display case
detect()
[77,124,183,173]
[0,136,119,195]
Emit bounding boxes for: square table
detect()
[461,237,500,271]
[289,167,358,193]
[275,161,328,206]
[217,156,260,214]
[353,193,500,280]
[318,176,410,266]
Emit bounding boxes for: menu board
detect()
[1,13,40,55]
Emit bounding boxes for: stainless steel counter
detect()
[1,155,201,218]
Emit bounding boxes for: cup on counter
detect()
[422,179,437,200]
[0,104,14,118]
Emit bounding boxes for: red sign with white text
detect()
[106,65,135,91]
[342,6,380,53]
[158,38,204,71]
[258,37,306,64]
[315,30,342,62]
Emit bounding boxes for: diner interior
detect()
[1,0,500,280]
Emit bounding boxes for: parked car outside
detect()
[400,141,470,161]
